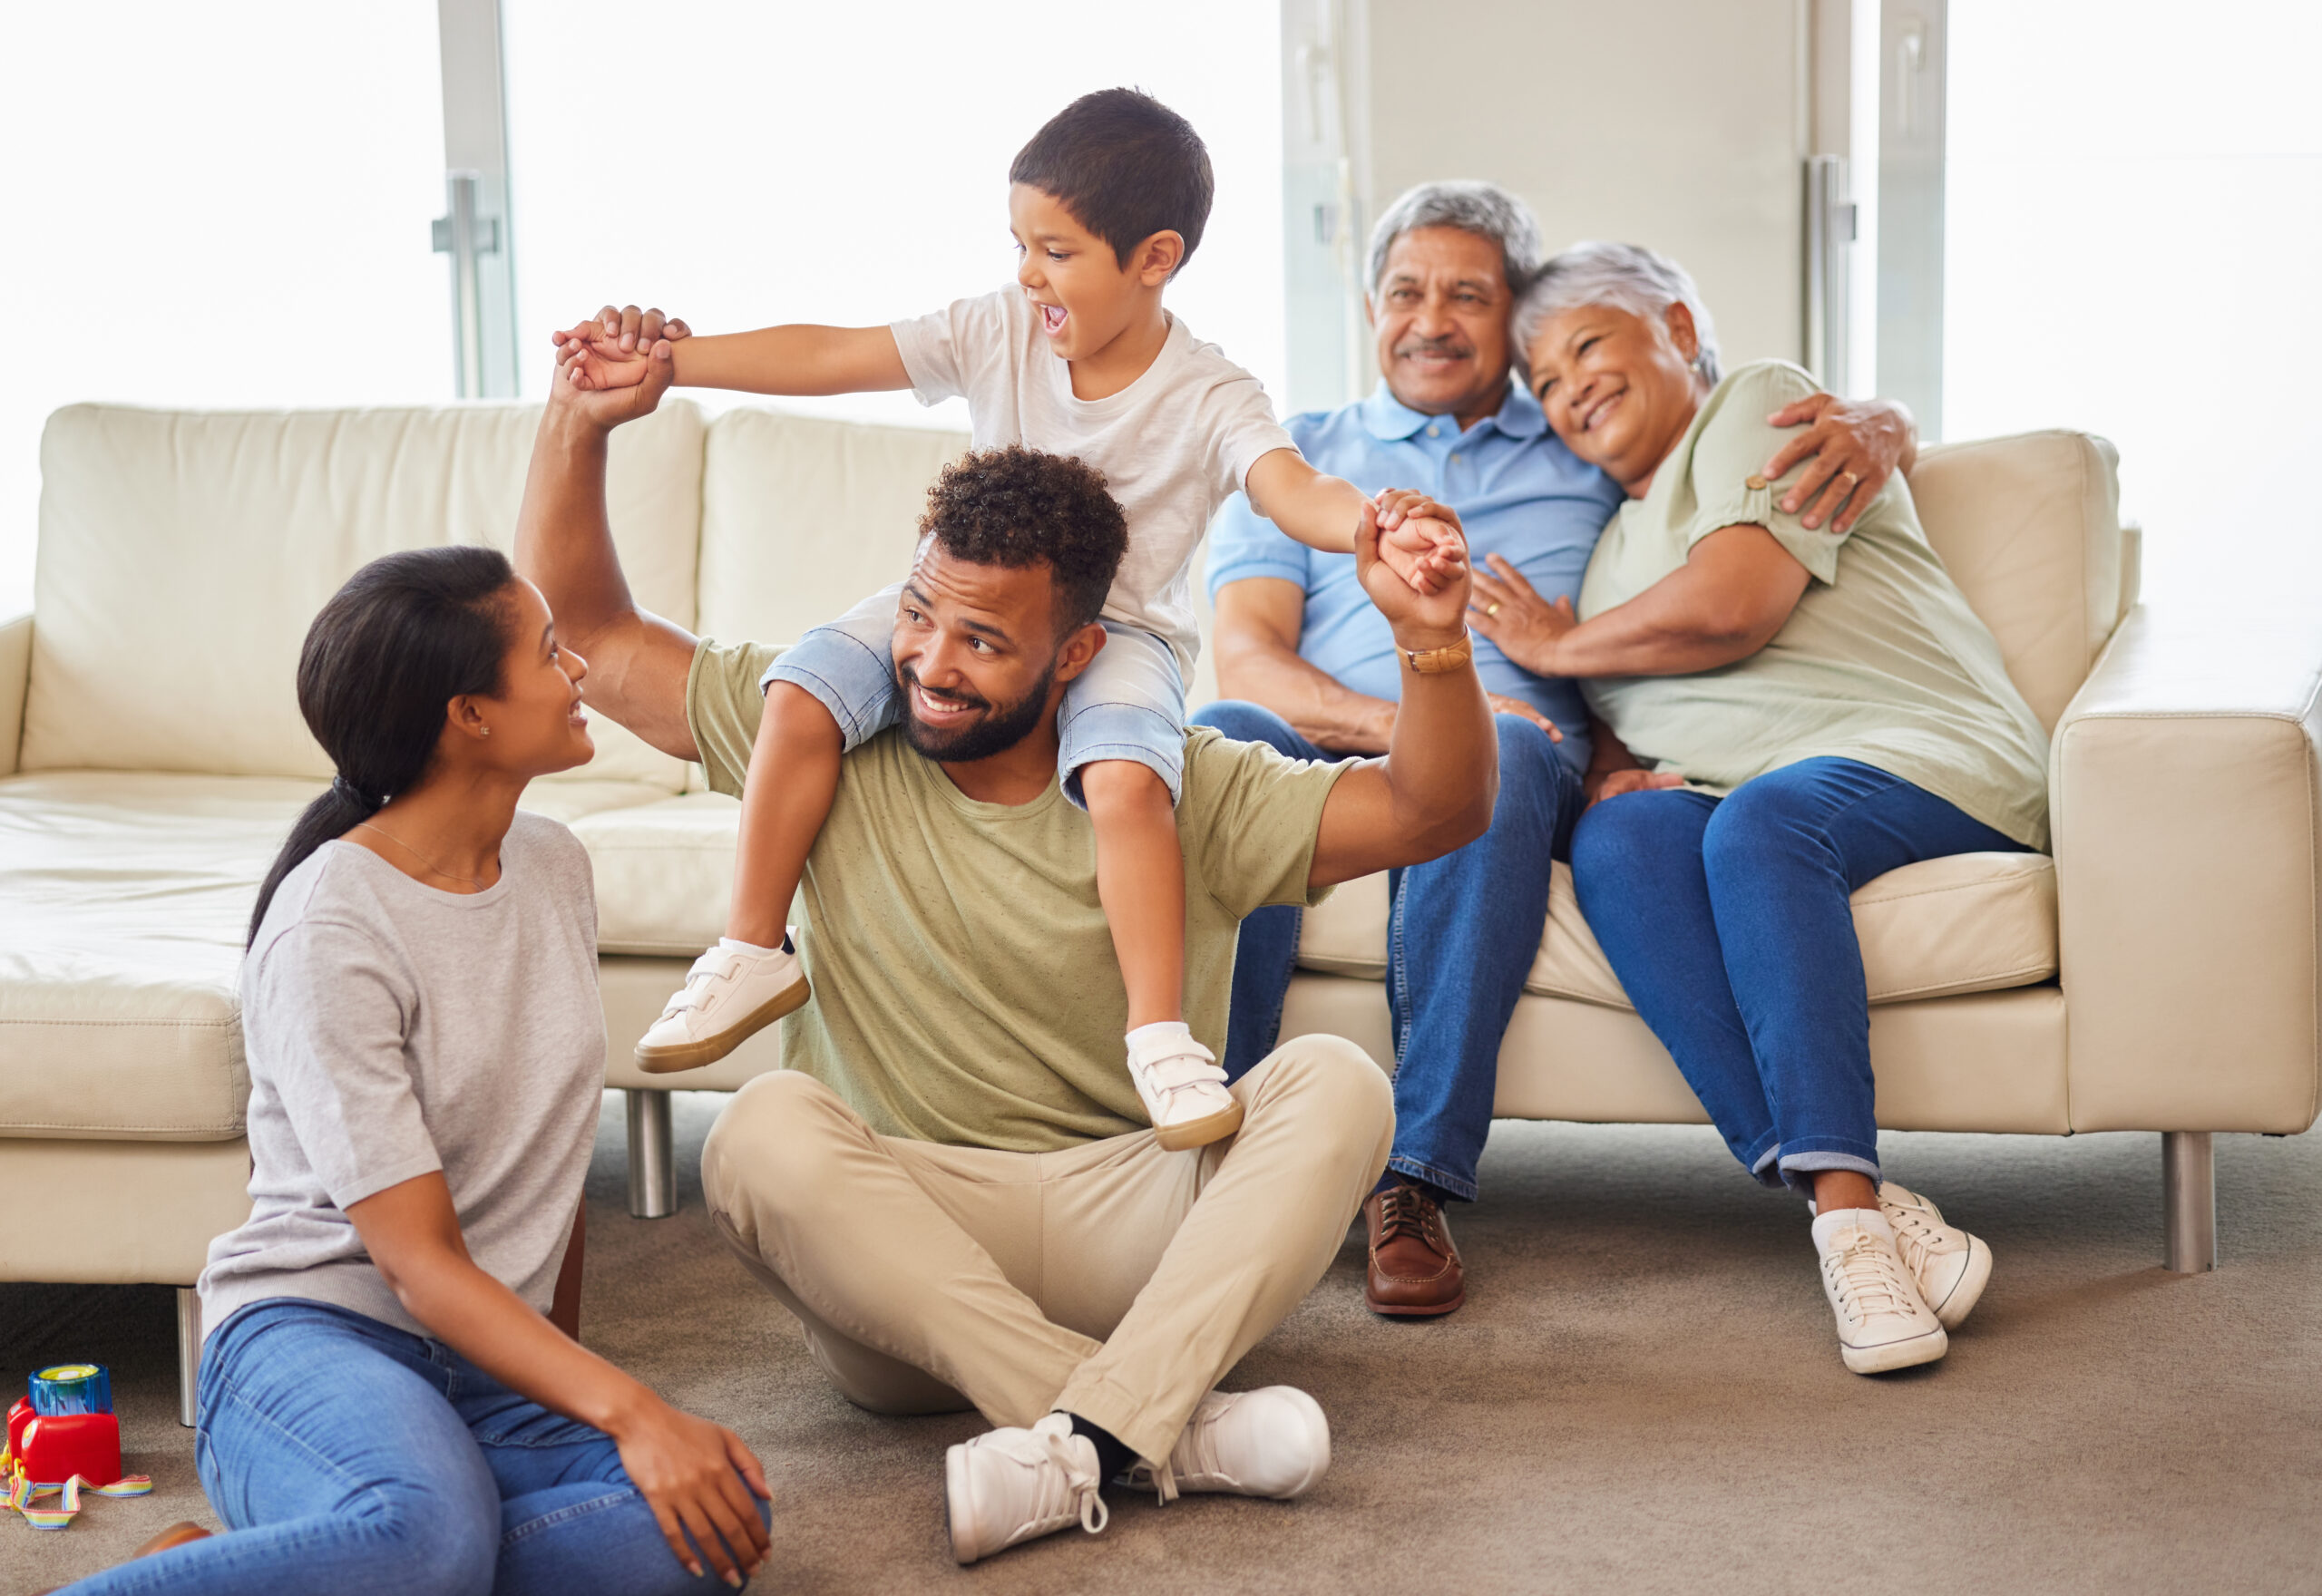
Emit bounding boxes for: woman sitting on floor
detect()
[62,547,771,1594]
[1471,241,2049,1375]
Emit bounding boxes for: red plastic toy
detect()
[15,1409,122,1488]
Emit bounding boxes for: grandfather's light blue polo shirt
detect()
[1206,383,1624,772]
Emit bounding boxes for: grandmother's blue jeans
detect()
[59,1299,766,1596]
[1569,757,2031,1191]
[1192,700,1578,1202]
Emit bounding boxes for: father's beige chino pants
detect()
[701,1035,1394,1466]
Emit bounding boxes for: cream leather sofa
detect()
[5,400,2317,1426]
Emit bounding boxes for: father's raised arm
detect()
[514,345,704,763]
[1305,510,1497,888]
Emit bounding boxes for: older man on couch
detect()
[1193,181,1918,1318]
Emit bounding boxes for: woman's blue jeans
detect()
[1192,700,1580,1202]
[1569,757,2031,1191]
[59,1299,767,1596]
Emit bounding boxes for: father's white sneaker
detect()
[1816,1217,1948,1375]
[1878,1182,1993,1330]
[1125,1025,1243,1152]
[946,1413,1107,1565]
[1129,1386,1332,1504]
[633,938,809,1074]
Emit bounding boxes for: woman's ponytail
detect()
[248,546,518,945]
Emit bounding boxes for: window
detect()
[499,0,1284,431]
[3,3,1285,619]
[1943,1,2322,605]
[1,4,449,618]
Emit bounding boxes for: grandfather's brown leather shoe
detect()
[1363,1182,1465,1317]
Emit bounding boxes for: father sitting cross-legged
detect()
[1195,181,1918,1318]
[516,338,1498,1564]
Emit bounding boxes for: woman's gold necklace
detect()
[355,822,497,892]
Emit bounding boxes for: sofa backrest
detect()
[698,405,1229,706]
[24,402,705,789]
[1908,430,2124,732]
[697,407,969,650]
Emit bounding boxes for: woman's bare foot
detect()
[131,1521,213,1557]
[31,1522,210,1595]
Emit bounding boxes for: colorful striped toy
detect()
[2,1363,153,1530]
[4,1467,155,1530]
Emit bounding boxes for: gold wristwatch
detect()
[1401,631,1475,675]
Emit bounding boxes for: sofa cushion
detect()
[1296,852,2057,1009]
[1909,431,2122,732]
[0,771,666,1140]
[23,400,705,790]
[697,407,967,650]
[571,793,745,957]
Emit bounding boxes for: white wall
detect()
[1357,0,1810,380]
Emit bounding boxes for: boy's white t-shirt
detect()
[890,287,1295,677]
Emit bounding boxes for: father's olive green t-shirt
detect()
[688,639,1349,1153]
[1576,359,2051,850]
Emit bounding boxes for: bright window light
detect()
[0,3,449,619]
[500,0,1284,432]
[1945,0,2322,607]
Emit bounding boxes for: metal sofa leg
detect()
[627,1088,677,1220]
[176,1288,201,1427]
[2162,1131,2217,1273]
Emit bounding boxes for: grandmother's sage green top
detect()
[1576,359,2051,850]
[687,637,1349,1153]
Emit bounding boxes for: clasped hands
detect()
[551,304,688,390]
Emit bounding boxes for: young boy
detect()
[557,88,1464,1151]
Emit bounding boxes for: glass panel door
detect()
[1944,1,2322,605]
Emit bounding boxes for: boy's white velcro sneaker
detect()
[1127,1386,1332,1504]
[633,938,809,1073]
[1878,1182,1994,1329]
[946,1413,1107,1565]
[1124,1023,1243,1152]
[1815,1215,1949,1375]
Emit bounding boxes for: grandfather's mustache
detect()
[1392,334,1475,361]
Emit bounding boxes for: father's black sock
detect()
[1373,1169,1459,1207]
[1066,1413,1137,1483]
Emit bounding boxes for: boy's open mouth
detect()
[1038,302,1068,336]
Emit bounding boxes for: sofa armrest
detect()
[0,610,28,777]
[2053,604,2322,1132]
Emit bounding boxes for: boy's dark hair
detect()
[1010,89,1213,274]
[919,445,1128,636]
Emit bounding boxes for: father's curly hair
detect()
[919,445,1128,635]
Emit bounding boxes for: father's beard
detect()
[896,657,1059,764]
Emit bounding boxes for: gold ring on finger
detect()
[1486,601,1502,618]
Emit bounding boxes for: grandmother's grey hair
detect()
[1366,180,1544,298]
[1512,240,1723,387]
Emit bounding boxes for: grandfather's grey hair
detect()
[1512,240,1723,387]
[1366,180,1545,297]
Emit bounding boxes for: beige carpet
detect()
[8,1091,2321,1594]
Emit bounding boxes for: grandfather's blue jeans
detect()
[1568,757,2031,1191]
[1192,700,1578,1202]
[60,1299,767,1596]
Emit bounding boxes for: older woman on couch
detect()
[1469,242,2050,1376]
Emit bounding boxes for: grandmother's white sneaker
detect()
[1815,1212,1948,1375]
[1125,1023,1243,1152]
[633,937,809,1073]
[1128,1386,1332,1504]
[1878,1182,1993,1329]
[946,1413,1107,1565]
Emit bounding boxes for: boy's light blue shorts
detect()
[761,582,1188,809]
